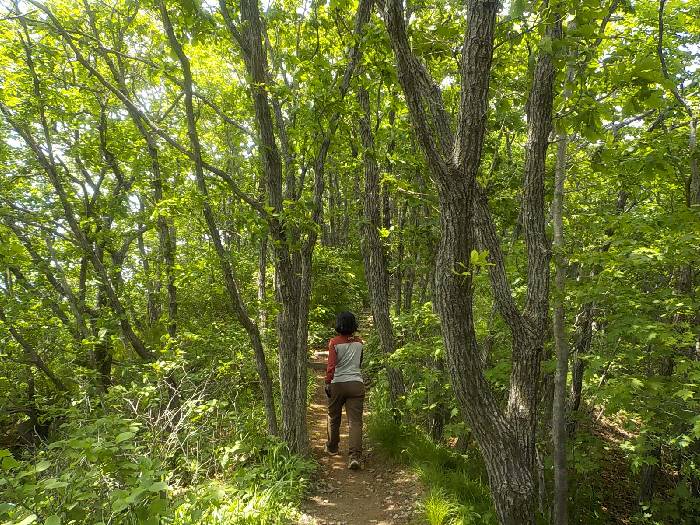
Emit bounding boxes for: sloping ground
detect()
[300,353,424,525]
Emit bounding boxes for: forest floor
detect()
[299,352,424,525]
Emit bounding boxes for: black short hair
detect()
[335,311,358,336]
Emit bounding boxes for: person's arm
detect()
[325,339,337,384]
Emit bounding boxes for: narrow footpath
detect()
[299,352,424,525]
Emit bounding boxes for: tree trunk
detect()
[258,233,269,330]
[568,302,593,419]
[384,0,560,521]
[358,85,406,405]
[328,170,338,246]
[394,201,407,315]
[219,0,374,452]
[551,113,570,525]
[136,218,161,327]
[160,1,278,436]
[0,306,67,392]
[550,18,579,522]
[93,289,112,394]
[402,204,418,312]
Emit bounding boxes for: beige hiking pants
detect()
[326,380,365,459]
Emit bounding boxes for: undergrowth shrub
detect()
[368,404,497,525]
[0,353,315,525]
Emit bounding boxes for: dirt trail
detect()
[299,352,423,525]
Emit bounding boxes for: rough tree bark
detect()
[257,233,269,331]
[220,0,305,450]
[384,0,560,521]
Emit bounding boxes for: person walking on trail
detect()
[324,311,365,470]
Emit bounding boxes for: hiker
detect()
[324,311,365,470]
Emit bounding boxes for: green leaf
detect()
[691,416,700,439]
[1,455,20,470]
[675,388,695,401]
[115,431,135,443]
[112,498,130,513]
[45,516,61,525]
[147,481,168,492]
[4,96,23,108]
[34,460,51,473]
[42,478,69,490]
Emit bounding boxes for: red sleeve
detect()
[325,339,337,384]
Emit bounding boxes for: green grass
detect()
[367,414,498,525]
[424,488,458,525]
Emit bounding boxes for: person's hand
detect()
[324,384,331,398]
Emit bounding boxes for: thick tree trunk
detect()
[384,0,559,521]
[295,250,313,453]
[437,180,535,525]
[508,7,559,478]
[221,0,315,450]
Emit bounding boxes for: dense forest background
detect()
[0,0,698,523]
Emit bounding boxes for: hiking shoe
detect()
[348,457,361,470]
[324,443,339,456]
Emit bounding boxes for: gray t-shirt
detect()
[331,339,363,384]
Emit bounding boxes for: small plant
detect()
[424,488,458,525]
